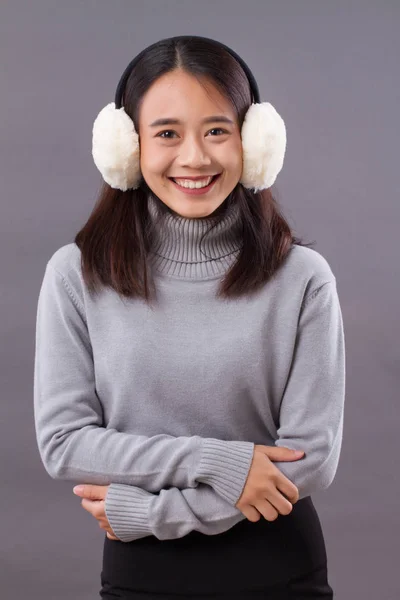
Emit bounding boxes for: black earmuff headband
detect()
[114,35,260,110]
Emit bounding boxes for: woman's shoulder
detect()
[282,244,337,293]
[46,242,82,279]
[43,243,86,308]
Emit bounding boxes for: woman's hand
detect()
[235,445,305,522]
[72,484,119,540]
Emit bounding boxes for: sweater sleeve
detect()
[273,280,346,499]
[104,482,246,542]
[34,262,254,502]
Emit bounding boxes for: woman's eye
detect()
[208,128,227,136]
[157,128,228,139]
[158,130,177,139]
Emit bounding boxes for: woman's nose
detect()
[178,136,212,168]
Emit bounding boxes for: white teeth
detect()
[172,176,214,189]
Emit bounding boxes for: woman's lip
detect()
[169,173,221,195]
[168,174,221,181]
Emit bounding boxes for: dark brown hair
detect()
[75,37,313,306]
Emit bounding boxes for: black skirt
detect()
[99,495,333,599]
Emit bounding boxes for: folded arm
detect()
[273,280,346,499]
[102,279,346,542]
[104,482,246,542]
[33,262,254,504]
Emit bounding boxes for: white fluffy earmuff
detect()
[92,102,141,192]
[92,99,286,193]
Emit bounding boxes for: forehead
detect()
[138,70,235,123]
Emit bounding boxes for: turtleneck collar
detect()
[146,193,244,280]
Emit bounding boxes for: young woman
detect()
[34,35,345,599]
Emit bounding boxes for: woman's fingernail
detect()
[73,485,84,494]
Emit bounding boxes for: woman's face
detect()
[137,69,243,218]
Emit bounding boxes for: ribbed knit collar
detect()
[146,193,244,279]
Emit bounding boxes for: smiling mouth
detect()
[168,174,221,186]
[167,173,222,195]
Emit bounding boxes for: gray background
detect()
[1,1,398,598]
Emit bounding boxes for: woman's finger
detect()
[81,498,103,517]
[80,498,119,540]
[80,498,93,513]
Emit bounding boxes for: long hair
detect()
[75,37,313,305]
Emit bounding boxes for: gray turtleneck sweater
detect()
[33,195,346,543]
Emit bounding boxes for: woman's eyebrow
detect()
[149,116,234,127]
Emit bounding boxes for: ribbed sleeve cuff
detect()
[196,439,255,505]
[104,484,155,543]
